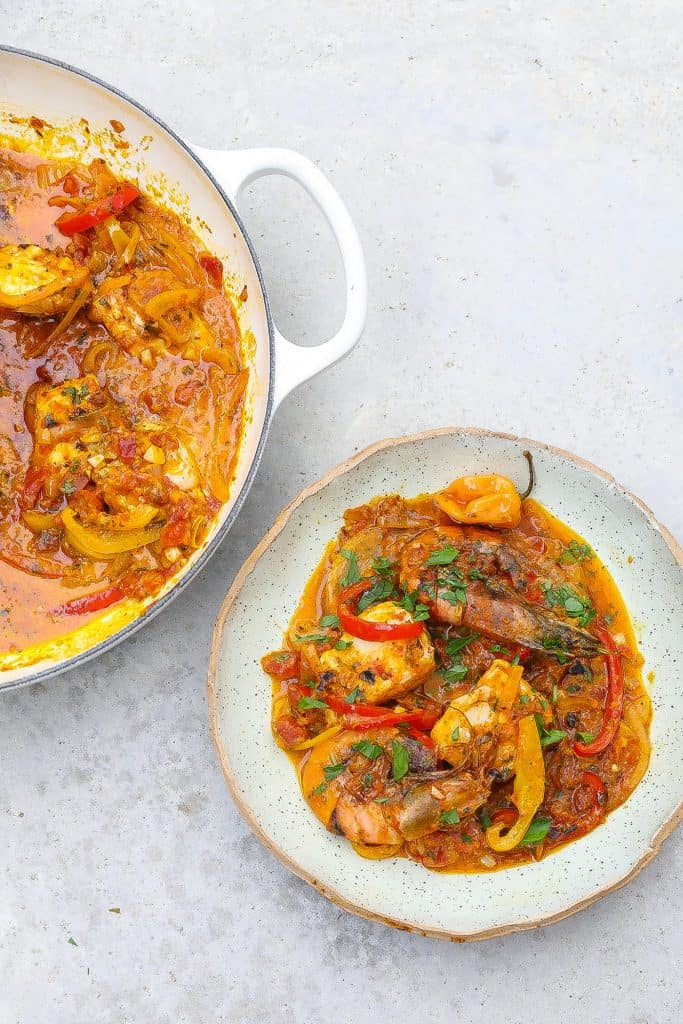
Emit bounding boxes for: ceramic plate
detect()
[208,428,683,940]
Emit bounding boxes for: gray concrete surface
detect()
[2,3,682,1021]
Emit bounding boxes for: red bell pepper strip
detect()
[324,693,390,717]
[581,770,607,806]
[573,626,624,757]
[57,584,126,615]
[338,581,425,641]
[490,807,519,828]
[405,725,436,749]
[343,709,439,732]
[20,466,46,509]
[55,184,140,235]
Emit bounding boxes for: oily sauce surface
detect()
[0,145,246,657]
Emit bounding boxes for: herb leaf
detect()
[446,633,479,656]
[297,696,327,711]
[398,590,430,621]
[439,808,461,825]
[438,663,468,684]
[519,816,552,846]
[334,639,353,650]
[391,740,409,781]
[559,540,595,565]
[344,686,364,703]
[339,548,360,586]
[294,633,331,644]
[540,582,596,628]
[425,545,459,566]
[352,739,384,760]
[372,556,395,577]
[324,760,346,782]
[576,730,596,744]
[319,613,340,629]
[534,712,566,748]
[357,577,395,612]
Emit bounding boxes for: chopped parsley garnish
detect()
[60,479,77,496]
[334,639,353,650]
[541,635,570,665]
[460,832,474,844]
[297,696,327,711]
[450,726,461,741]
[319,613,340,629]
[372,556,395,577]
[352,739,384,760]
[398,590,430,621]
[489,643,510,654]
[294,632,331,644]
[339,548,360,586]
[438,663,468,684]
[391,740,409,781]
[62,382,89,405]
[519,816,552,846]
[540,581,596,628]
[439,808,461,825]
[534,713,566,749]
[518,693,529,705]
[311,782,327,796]
[576,730,596,744]
[511,654,521,666]
[424,545,459,566]
[559,540,595,565]
[468,567,488,582]
[424,564,468,606]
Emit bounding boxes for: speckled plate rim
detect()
[207,426,683,941]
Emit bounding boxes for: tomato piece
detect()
[261,651,301,678]
[199,253,224,289]
[55,183,140,235]
[160,497,194,547]
[117,435,136,463]
[174,379,201,406]
[274,715,307,747]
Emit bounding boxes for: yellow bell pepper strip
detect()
[485,715,545,851]
[22,509,60,532]
[61,507,162,559]
[436,473,522,528]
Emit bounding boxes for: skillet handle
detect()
[190,145,367,409]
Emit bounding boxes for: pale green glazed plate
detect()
[209,428,683,940]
